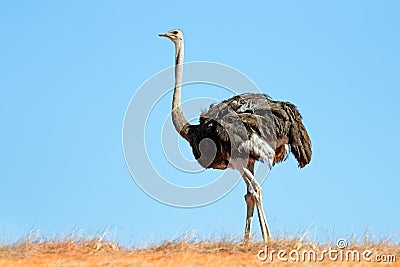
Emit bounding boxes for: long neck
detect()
[172,39,191,141]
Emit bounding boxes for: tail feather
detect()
[285,103,312,168]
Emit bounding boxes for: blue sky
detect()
[1,1,399,246]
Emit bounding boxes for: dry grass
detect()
[1,233,399,266]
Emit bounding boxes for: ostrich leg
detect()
[243,161,255,243]
[255,188,271,242]
[244,190,255,242]
[231,159,271,244]
[242,167,271,244]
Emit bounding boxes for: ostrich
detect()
[159,29,312,244]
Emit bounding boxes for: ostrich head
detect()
[159,29,183,44]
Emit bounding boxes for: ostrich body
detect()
[159,29,312,244]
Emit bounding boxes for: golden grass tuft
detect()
[1,232,399,266]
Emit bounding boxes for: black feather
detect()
[187,93,312,169]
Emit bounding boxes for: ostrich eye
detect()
[172,31,178,35]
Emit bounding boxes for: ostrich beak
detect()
[159,33,172,40]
